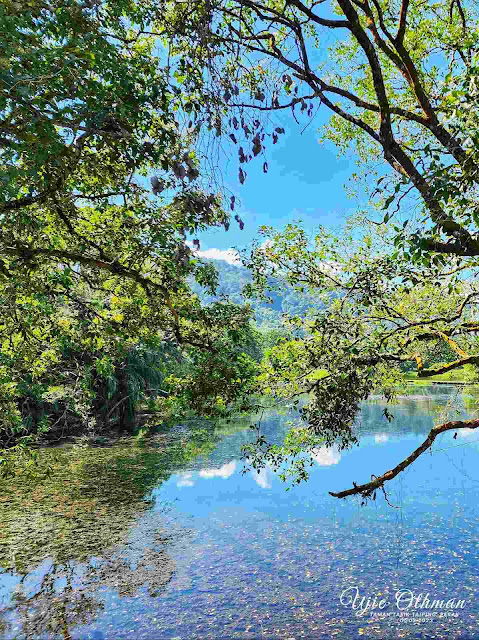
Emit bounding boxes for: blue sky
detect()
[194,108,363,261]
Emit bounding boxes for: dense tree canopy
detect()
[0,0,258,452]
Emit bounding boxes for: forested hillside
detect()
[190,258,324,327]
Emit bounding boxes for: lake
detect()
[1,384,479,639]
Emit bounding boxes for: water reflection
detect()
[253,466,272,489]
[1,385,479,639]
[311,446,341,466]
[199,461,237,479]
[0,426,231,638]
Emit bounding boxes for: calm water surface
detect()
[1,385,479,639]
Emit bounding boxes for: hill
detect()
[191,259,322,327]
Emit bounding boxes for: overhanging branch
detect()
[330,417,479,499]
[418,355,479,377]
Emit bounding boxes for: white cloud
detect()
[199,460,237,479]
[375,433,389,443]
[311,446,341,466]
[253,466,272,489]
[188,244,242,265]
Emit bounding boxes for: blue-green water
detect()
[1,385,479,639]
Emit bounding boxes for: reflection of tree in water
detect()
[0,427,226,638]
[359,385,477,436]
[4,562,104,639]
[2,541,175,638]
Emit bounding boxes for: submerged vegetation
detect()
[0,424,232,572]
[0,423,235,637]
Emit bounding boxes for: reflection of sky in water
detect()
[176,448,341,491]
[2,385,479,639]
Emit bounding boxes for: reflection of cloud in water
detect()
[456,429,478,439]
[311,446,341,466]
[176,462,237,486]
[253,467,272,489]
[199,461,237,479]
[375,433,389,443]
[177,473,195,487]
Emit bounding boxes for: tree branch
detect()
[330,417,479,498]
[437,331,468,358]
[396,0,409,42]
[418,355,479,377]
[1,244,211,350]
[288,0,350,28]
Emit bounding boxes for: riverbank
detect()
[402,370,478,385]
[404,378,477,386]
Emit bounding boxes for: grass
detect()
[402,366,477,384]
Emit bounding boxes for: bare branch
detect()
[396,0,410,42]
[330,417,479,498]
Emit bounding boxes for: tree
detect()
[241,223,479,497]
[163,0,479,498]
[0,0,257,449]
[167,0,479,254]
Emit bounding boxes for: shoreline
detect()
[404,379,476,386]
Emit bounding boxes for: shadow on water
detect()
[1,385,479,639]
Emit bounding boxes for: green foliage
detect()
[0,0,258,449]
[160,0,479,487]
[234,223,479,478]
